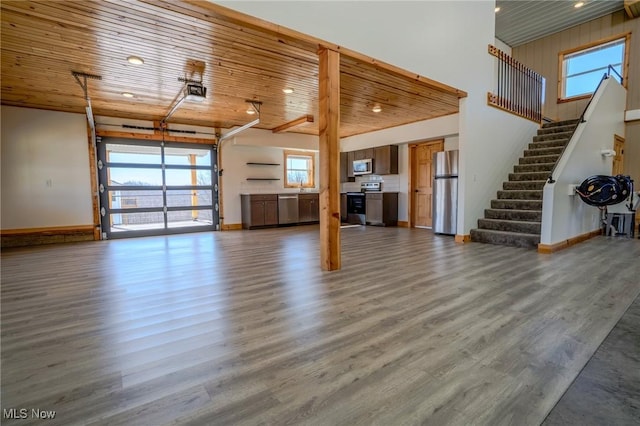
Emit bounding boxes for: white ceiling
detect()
[495,0,625,47]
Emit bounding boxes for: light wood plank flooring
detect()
[543,293,640,425]
[2,226,639,425]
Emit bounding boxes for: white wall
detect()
[221,128,319,224]
[340,114,458,152]
[1,106,93,229]
[541,78,627,245]
[218,0,540,235]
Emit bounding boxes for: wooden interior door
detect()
[411,140,444,228]
[613,135,625,175]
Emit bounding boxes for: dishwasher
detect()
[278,194,299,225]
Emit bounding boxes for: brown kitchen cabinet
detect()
[365,192,398,226]
[353,148,374,161]
[374,145,398,175]
[241,194,278,229]
[340,152,355,182]
[344,145,398,177]
[347,151,355,178]
[341,193,347,222]
[298,193,319,223]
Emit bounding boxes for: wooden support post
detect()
[318,47,341,271]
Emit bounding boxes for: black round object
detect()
[576,175,632,207]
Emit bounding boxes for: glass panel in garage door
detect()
[106,143,161,165]
[167,209,213,229]
[110,212,165,232]
[166,190,212,207]
[97,139,218,239]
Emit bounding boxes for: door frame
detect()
[408,139,444,228]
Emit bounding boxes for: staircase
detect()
[470,119,580,248]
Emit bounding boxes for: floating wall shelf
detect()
[246,162,280,166]
[246,178,280,181]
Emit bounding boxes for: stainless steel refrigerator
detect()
[432,150,458,235]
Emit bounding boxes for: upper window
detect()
[284,150,315,188]
[559,34,629,101]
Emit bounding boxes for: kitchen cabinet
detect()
[241,194,278,229]
[365,192,398,226]
[340,152,349,183]
[341,193,347,222]
[298,193,319,223]
[373,145,398,175]
[347,151,355,178]
[344,145,398,177]
[353,148,374,161]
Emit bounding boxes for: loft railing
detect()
[547,66,621,184]
[487,44,544,123]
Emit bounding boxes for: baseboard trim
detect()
[397,221,409,228]
[455,234,471,243]
[538,229,602,254]
[1,225,96,248]
[221,223,243,231]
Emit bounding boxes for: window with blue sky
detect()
[561,36,627,100]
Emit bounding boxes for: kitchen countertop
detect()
[240,192,319,196]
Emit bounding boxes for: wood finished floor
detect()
[543,293,640,425]
[1,226,639,426]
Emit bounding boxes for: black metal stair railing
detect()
[547,65,622,184]
[487,44,544,123]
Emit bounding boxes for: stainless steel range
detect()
[346,182,381,224]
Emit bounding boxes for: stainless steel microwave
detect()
[353,158,373,175]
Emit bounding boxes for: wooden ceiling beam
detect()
[271,115,314,133]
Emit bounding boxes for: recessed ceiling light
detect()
[127,56,144,65]
[282,87,294,94]
[121,92,134,98]
[495,6,501,12]
[372,105,382,113]
[246,108,256,115]
[574,2,584,8]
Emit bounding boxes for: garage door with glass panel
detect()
[97,138,218,238]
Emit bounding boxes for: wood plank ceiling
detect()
[1,0,464,138]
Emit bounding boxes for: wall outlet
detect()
[568,184,577,196]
